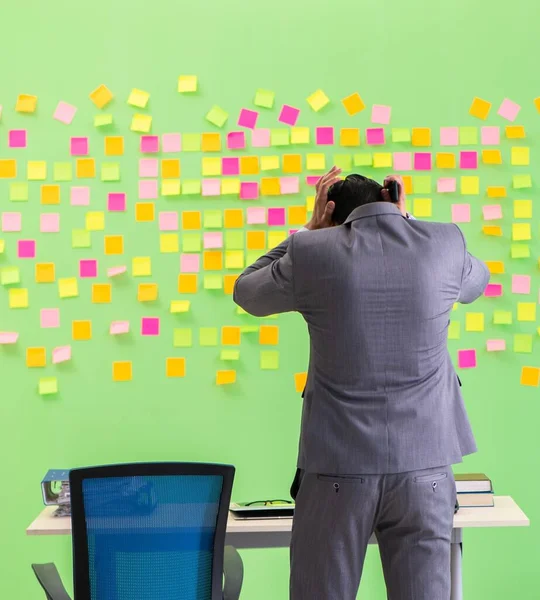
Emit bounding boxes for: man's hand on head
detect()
[305,166,342,231]
[381,174,408,217]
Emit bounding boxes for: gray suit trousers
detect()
[290,466,456,600]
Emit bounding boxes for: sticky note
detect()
[139,160,158,181]
[162,133,181,152]
[161,159,180,179]
[459,127,478,145]
[316,127,334,145]
[370,104,391,124]
[514,200,532,219]
[170,301,190,314]
[451,204,470,223]
[518,303,536,322]
[138,283,158,302]
[291,127,310,144]
[27,161,47,181]
[513,174,532,189]
[141,317,160,336]
[271,128,290,146]
[366,128,385,145]
[486,261,504,275]
[132,256,151,277]
[199,327,218,347]
[254,89,275,108]
[18,240,36,259]
[72,320,92,340]
[371,153,390,168]
[448,321,460,340]
[279,105,300,126]
[307,89,330,112]
[260,350,279,370]
[178,274,198,294]
[268,231,287,249]
[1,212,22,232]
[9,129,27,148]
[53,101,77,124]
[166,357,186,378]
[228,131,246,150]
[202,210,222,230]
[482,205,502,221]
[0,159,16,179]
[35,263,55,283]
[438,127,457,146]
[259,325,279,345]
[39,377,58,396]
[162,180,181,196]
[89,83,113,108]
[178,75,197,92]
[110,321,130,335]
[16,94,37,113]
[460,176,479,195]
[71,187,90,206]
[483,225,502,237]
[487,340,505,352]
[466,312,484,332]
[139,180,158,199]
[437,178,456,193]
[113,361,132,382]
[482,150,502,165]
[183,134,201,152]
[458,349,476,369]
[247,231,266,250]
[107,266,127,277]
[222,326,241,346]
[26,347,46,367]
[160,234,178,253]
[136,203,155,223]
[203,275,222,290]
[94,114,113,127]
[221,350,240,361]
[412,176,431,194]
[76,158,95,178]
[72,229,91,248]
[206,105,229,128]
[436,153,456,169]
[498,98,520,121]
[413,198,432,218]
[410,127,430,147]
[53,162,72,182]
[128,88,149,108]
[78,259,97,279]
[41,308,60,328]
[107,192,126,213]
[1,266,20,285]
[182,234,201,253]
[514,334,533,353]
[182,211,202,230]
[341,92,365,115]
[224,209,244,228]
[181,254,201,272]
[225,250,245,269]
[247,207,266,225]
[225,231,244,250]
[92,283,111,304]
[182,179,202,195]
[506,125,526,139]
[85,211,105,231]
[512,223,531,241]
[521,367,540,387]
[0,332,18,344]
[414,153,431,171]
[511,147,530,166]
[306,153,326,171]
[9,288,28,308]
[216,370,236,385]
[131,114,152,133]
[512,275,531,295]
[481,126,500,145]
[333,154,352,171]
[469,97,491,120]
[393,152,412,171]
[340,128,361,147]
[9,182,28,202]
[251,128,271,147]
[493,310,512,325]
[487,186,506,198]
[240,182,259,200]
[460,151,478,169]
[268,207,286,226]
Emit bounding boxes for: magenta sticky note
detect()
[41,308,60,328]
[141,317,160,336]
[247,206,266,225]
[512,274,531,294]
[306,176,322,186]
[0,332,18,344]
[8,129,27,148]
[280,177,300,195]
[203,232,223,249]
[79,259,98,278]
[251,128,271,147]
[240,182,259,200]
[484,283,502,297]
[1,212,22,232]
[366,128,385,145]
[278,105,300,127]
[139,158,158,178]
[393,152,412,171]
[138,179,158,199]
[481,126,500,145]
[54,101,77,124]
[437,178,456,193]
[482,205,502,221]
[414,153,432,171]
[140,135,159,153]
[110,321,130,335]
[52,345,71,364]
[107,193,126,212]
[316,127,334,145]
[18,239,36,258]
[71,186,90,206]
[227,131,246,150]
[267,207,286,226]
[440,127,458,146]
[162,133,181,153]
[497,98,521,122]
[159,211,178,231]
[371,104,391,125]
[451,204,471,223]
[70,137,88,156]
[40,213,60,233]
[486,339,505,352]
[238,108,259,129]
[458,349,477,369]
[180,254,200,273]
[460,151,478,170]
[107,265,127,277]
[202,179,221,196]
[222,157,240,176]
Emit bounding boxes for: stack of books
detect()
[456,473,494,507]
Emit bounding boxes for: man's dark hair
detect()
[328,174,383,225]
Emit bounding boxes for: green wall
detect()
[1,0,539,598]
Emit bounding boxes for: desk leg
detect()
[450,528,463,600]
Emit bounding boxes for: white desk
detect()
[27,496,529,600]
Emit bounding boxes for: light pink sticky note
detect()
[41,308,60,328]
[40,213,60,233]
[393,152,412,171]
[458,349,477,369]
[70,186,90,206]
[140,135,160,153]
[481,126,500,145]
[180,254,200,272]
[484,283,502,297]
[79,259,97,278]
[162,133,181,152]
[202,179,221,196]
[70,137,88,156]
[278,105,300,126]
[451,204,471,223]
[222,157,240,175]
[110,321,130,335]
[497,98,521,122]
[306,176,322,186]
[268,207,286,226]
[240,182,259,200]
[414,153,431,171]
[440,127,458,146]
[460,151,478,170]
[366,128,385,145]
[512,274,531,294]
[141,317,160,336]
[316,127,334,145]
[247,206,266,225]
[138,179,158,199]
[437,178,456,193]
[238,108,259,129]
[159,211,178,231]
[251,128,271,147]
[2,212,22,232]
[227,131,246,150]
[0,332,18,344]
[107,265,127,277]
[53,101,77,124]
[139,158,158,178]
[53,345,72,364]
[486,339,505,352]
[280,177,300,195]
[482,205,502,220]
[18,239,36,258]
[203,232,223,249]
[9,129,27,148]
[107,193,126,212]
[371,104,391,124]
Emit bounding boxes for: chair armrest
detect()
[31,564,72,600]
[223,545,244,600]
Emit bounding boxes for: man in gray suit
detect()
[234,168,490,600]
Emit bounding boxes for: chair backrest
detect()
[69,463,235,600]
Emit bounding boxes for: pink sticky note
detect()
[482,205,502,221]
[278,105,300,126]
[18,239,36,258]
[107,193,126,212]
[222,157,240,175]
[393,152,412,171]
[458,349,477,369]
[512,275,531,295]
[41,308,60,328]
[268,207,286,226]
[481,126,500,145]
[0,332,18,344]
[141,317,160,336]
[162,133,181,153]
[9,129,27,148]
[139,158,158,178]
[414,153,432,171]
[202,179,221,196]
[227,131,246,150]
[159,211,178,231]
[487,339,506,352]
[440,127,458,146]
[316,127,334,145]
[497,98,521,122]
[451,204,471,223]
[437,178,456,193]
[306,176,322,186]
[110,321,130,335]
[53,101,77,124]
[460,151,478,170]
[53,345,71,364]
[238,108,259,129]
[366,128,385,145]
[140,135,159,153]
[251,128,271,147]
[79,259,98,278]
[71,186,90,206]
[240,182,259,200]
[371,104,391,124]
[180,254,200,273]
[70,137,88,156]
[280,177,300,195]
[138,179,158,199]
[107,265,127,277]
[40,213,60,233]
[203,232,223,249]
[484,283,502,297]
[1,212,22,232]
[247,206,266,225]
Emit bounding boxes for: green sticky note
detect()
[1,266,21,285]
[72,229,91,248]
[203,210,223,229]
[173,328,192,348]
[182,233,202,253]
[204,275,223,289]
[493,310,513,325]
[391,128,411,143]
[513,174,532,189]
[413,176,432,194]
[94,114,113,127]
[511,244,530,259]
[206,105,229,128]
[10,183,29,202]
[260,350,280,370]
[459,127,478,145]
[239,325,259,333]
[101,162,120,181]
[182,133,201,152]
[271,128,290,146]
[514,334,533,353]
[225,231,244,250]
[353,153,372,167]
[221,349,240,361]
[39,377,58,396]
[254,89,275,109]
[182,179,202,194]
[246,251,262,267]
[333,154,352,170]
[448,321,460,340]
[200,327,218,346]
[53,163,72,182]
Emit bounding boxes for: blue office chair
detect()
[32,463,243,599]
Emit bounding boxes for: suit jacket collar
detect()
[344,202,404,224]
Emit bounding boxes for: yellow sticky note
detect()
[0,159,17,179]
[104,235,124,255]
[341,92,365,116]
[9,288,29,308]
[260,177,280,196]
[482,226,502,237]
[487,186,506,198]
[104,136,124,156]
[113,361,132,382]
[202,157,221,176]
[177,75,197,93]
[26,347,46,367]
[506,125,526,139]
[222,178,241,195]
[178,274,198,294]
[514,200,532,219]
[224,275,238,296]
[521,366,540,387]
[0,240,4,253]
[89,84,113,109]
[482,150,502,165]
[306,195,315,212]
[461,176,479,195]
[138,283,158,302]
[166,357,186,378]
[260,156,280,171]
[436,153,456,169]
[170,300,190,313]
[132,257,151,276]
[466,312,485,332]
[225,251,244,269]
[306,154,326,170]
[268,231,287,249]
[512,223,531,241]
[216,370,236,385]
[160,234,179,253]
[131,114,152,133]
[340,128,361,146]
[469,97,491,120]
[92,283,111,304]
[76,158,95,178]
[135,202,155,222]
[58,278,78,298]
[16,94,37,113]
[307,89,330,112]
[35,263,55,283]
[127,88,149,108]
[201,132,221,152]
[518,303,536,322]
[413,198,432,218]
[162,180,181,196]
[412,128,431,147]
[204,251,223,271]
[260,325,279,345]
[224,209,244,229]
[85,211,105,231]
[485,261,504,274]
[511,147,530,166]
[373,153,392,168]
[72,320,92,340]
[27,161,47,181]
[222,326,241,345]
[291,127,310,144]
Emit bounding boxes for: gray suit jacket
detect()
[234,202,490,474]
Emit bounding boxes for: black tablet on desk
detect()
[230,501,294,520]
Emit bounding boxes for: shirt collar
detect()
[344,202,405,224]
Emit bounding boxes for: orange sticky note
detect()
[0,159,17,179]
[89,84,113,108]
[104,235,124,255]
[282,155,302,174]
[92,283,112,303]
[135,202,155,222]
[224,209,244,229]
[104,136,124,156]
[485,261,504,274]
[535,98,540,113]
[240,156,260,175]
[224,275,238,295]
[505,125,526,139]
[340,128,361,146]
[113,361,132,382]
[201,133,222,152]
[182,211,201,230]
[261,177,281,196]
[487,186,506,198]
[76,158,96,178]
[259,325,279,345]
[483,226,503,237]
[247,231,265,250]
[203,251,223,271]
[521,366,540,387]
[216,370,236,385]
[482,150,502,165]
[341,92,365,116]
[178,274,198,294]
[26,347,46,367]
[222,326,241,345]
[161,159,181,179]
[166,357,186,378]
[402,175,413,195]
[288,206,307,226]
[469,97,491,120]
[72,320,92,340]
[35,263,55,283]
[41,185,60,205]
[138,283,158,302]
[436,153,456,169]
[294,372,308,393]
[411,128,431,147]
